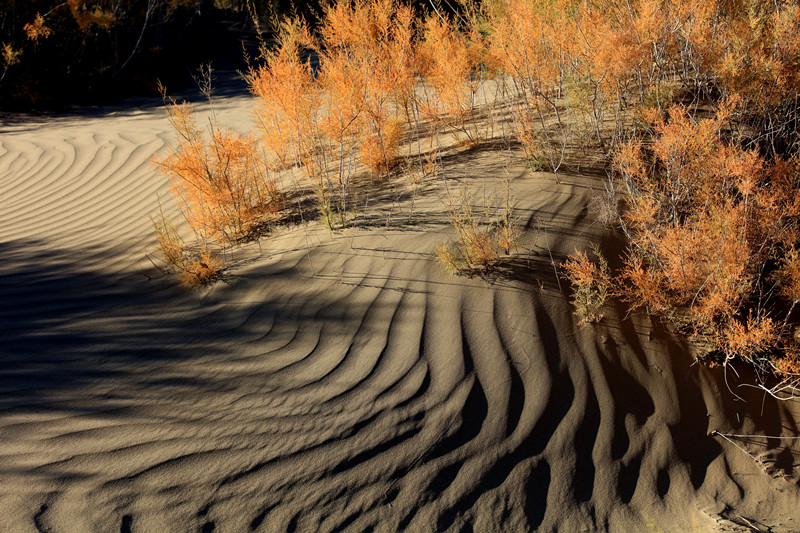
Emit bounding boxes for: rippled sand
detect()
[2,87,799,532]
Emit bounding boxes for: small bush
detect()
[512,111,548,171]
[495,179,522,254]
[153,98,282,243]
[436,188,520,273]
[448,190,497,268]
[417,13,480,141]
[151,213,226,287]
[435,242,466,274]
[562,245,612,324]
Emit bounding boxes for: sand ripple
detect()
[2,96,799,532]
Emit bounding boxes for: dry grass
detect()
[151,212,226,287]
[562,245,612,324]
[435,186,520,273]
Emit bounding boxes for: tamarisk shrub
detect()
[609,103,800,378]
[151,211,226,287]
[153,99,282,243]
[562,245,612,324]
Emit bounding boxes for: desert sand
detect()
[1,81,799,533]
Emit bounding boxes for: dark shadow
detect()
[656,467,671,497]
[0,238,416,413]
[573,378,600,503]
[287,513,299,532]
[618,454,643,504]
[33,504,48,533]
[249,507,271,531]
[328,426,422,477]
[425,377,487,462]
[663,343,724,491]
[120,514,133,533]
[524,460,550,530]
[771,447,799,480]
[430,304,571,529]
[598,337,656,459]
[596,299,724,494]
[0,68,253,138]
[506,360,525,438]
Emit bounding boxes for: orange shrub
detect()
[485,0,562,98]
[611,103,800,374]
[562,246,612,324]
[417,14,476,131]
[248,17,318,170]
[153,100,281,242]
[247,2,419,227]
[317,0,416,172]
[151,212,226,287]
[436,188,520,273]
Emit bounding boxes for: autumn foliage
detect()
[154,99,282,242]
[246,2,418,227]
[152,211,227,287]
[471,0,800,380]
[435,187,520,273]
[609,103,800,377]
[148,0,800,382]
[562,246,612,324]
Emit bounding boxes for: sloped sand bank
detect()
[1,91,799,532]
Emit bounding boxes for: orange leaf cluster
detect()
[723,315,778,363]
[24,14,52,43]
[437,188,520,272]
[248,1,417,178]
[614,103,800,372]
[153,101,281,242]
[417,15,478,127]
[317,0,416,172]
[246,3,421,227]
[151,212,226,287]
[67,0,116,31]
[248,18,317,170]
[562,247,612,324]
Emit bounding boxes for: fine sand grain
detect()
[2,85,799,532]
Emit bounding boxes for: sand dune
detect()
[2,87,799,533]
